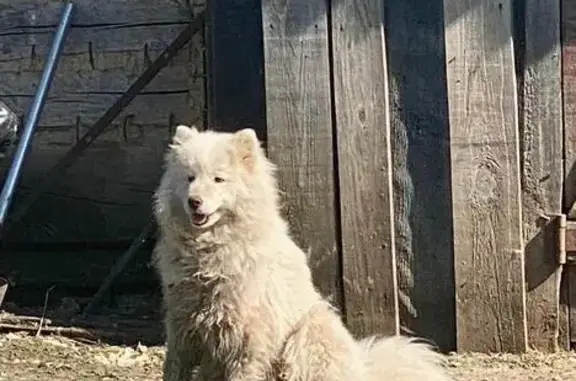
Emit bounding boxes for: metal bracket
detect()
[565,219,576,266]
[551,211,576,266]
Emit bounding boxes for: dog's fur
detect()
[153,126,453,381]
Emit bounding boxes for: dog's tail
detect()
[358,335,453,381]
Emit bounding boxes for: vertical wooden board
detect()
[385,0,455,350]
[559,274,570,350]
[206,0,266,139]
[261,0,341,303]
[569,269,576,344]
[563,0,576,211]
[444,0,527,352]
[522,0,565,351]
[331,0,398,336]
[562,0,576,347]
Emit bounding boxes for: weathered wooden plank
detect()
[2,127,169,243]
[0,23,204,112]
[1,92,201,128]
[570,269,576,343]
[331,0,398,336]
[206,0,266,138]
[562,0,576,346]
[0,24,187,63]
[261,0,341,304]
[563,0,576,220]
[0,8,206,244]
[521,0,565,351]
[0,0,190,27]
[559,272,570,350]
[0,46,200,96]
[385,0,455,350]
[444,0,527,352]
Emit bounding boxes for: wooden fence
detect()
[208,0,575,354]
[0,0,574,355]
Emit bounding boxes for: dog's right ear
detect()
[232,128,262,172]
[172,125,198,146]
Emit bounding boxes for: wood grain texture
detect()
[521,0,565,351]
[0,24,188,60]
[0,0,190,27]
[385,0,455,350]
[1,92,200,128]
[563,0,576,217]
[569,268,576,344]
[4,127,169,243]
[444,0,527,352]
[261,0,341,305]
[0,30,202,96]
[331,0,399,336]
[0,5,205,243]
[562,0,576,347]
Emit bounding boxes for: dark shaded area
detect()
[1,245,162,346]
[206,0,267,142]
[524,216,559,292]
[2,287,164,346]
[385,0,455,351]
[0,247,154,284]
[566,161,576,214]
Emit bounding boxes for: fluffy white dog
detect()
[153,125,453,381]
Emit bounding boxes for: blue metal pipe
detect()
[0,2,74,230]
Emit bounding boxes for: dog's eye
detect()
[187,175,195,182]
[214,177,225,183]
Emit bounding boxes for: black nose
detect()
[188,197,202,210]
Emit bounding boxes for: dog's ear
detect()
[172,125,198,146]
[232,128,261,171]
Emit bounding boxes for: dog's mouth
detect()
[191,212,210,227]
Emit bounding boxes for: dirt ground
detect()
[0,294,574,381]
[0,333,574,381]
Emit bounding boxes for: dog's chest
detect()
[192,277,258,359]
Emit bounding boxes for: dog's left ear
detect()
[232,128,261,171]
[172,125,198,146]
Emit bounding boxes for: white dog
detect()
[153,125,453,381]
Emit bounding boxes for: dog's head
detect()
[160,125,270,230]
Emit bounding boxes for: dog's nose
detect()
[188,197,202,210]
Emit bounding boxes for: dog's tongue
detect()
[192,213,207,225]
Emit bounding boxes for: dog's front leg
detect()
[163,319,202,381]
[225,354,272,381]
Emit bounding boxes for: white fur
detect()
[153,126,453,381]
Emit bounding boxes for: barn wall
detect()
[0,0,205,244]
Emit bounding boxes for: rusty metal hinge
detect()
[556,214,567,265]
[554,209,576,266]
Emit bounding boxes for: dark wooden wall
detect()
[0,0,205,244]
[563,0,576,349]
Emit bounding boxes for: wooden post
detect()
[444,0,528,352]
[522,0,566,351]
[562,0,576,347]
[261,0,342,305]
[330,0,399,336]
